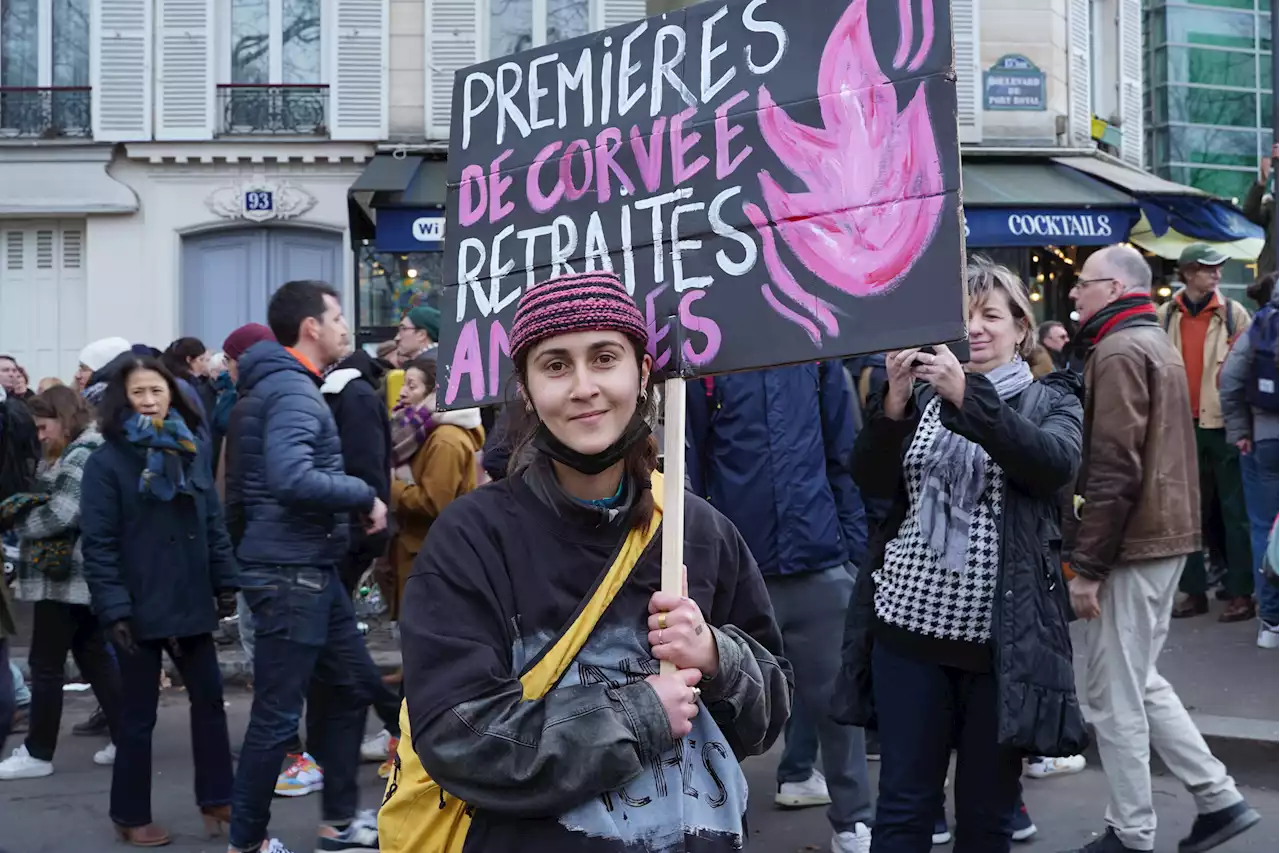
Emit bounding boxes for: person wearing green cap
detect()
[1156,243,1255,622]
[394,306,440,363]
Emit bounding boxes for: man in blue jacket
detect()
[227,280,388,853]
[687,362,872,853]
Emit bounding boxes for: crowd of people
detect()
[0,230,1273,853]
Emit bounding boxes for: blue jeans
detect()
[229,565,376,852]
[111,633,233,827]
[871,643,1022,853]
[0,639,14,750]
[1240,438,1279,625]
[9,660,27,707]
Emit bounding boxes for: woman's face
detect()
[524,331,649,456]
[126,368,172,419]
[14,372,27,396]
[966,289,1024,373]
[398,368,431,407]
[74,364,92,390]
[35,417,65,450]
[187,351,209,377]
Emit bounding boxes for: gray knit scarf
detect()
[917,359,1034,573]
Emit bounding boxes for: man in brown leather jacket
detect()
[1060,245,1259,853]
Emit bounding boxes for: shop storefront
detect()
[962,153,1267,326]
[961,158,1141,324]
[347,153,450,346]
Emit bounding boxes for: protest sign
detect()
[438,0,966,409]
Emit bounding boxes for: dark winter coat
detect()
[686,363,868,576]
[79,439,238,640]
[321,350,392,567]
[832,371,1089,758]
[231,342,376,568]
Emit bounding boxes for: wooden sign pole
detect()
[659,375,687,676]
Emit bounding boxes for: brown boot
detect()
[201,804,232,838]
[1219,597,1257,623]
[1173,592,1209,618]
[113,823,171,847]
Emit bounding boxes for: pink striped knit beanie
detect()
[509,271,649,365]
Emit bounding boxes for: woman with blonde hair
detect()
[836,256,1086,851]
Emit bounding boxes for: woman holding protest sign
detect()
[833,256,1087,852]
[378,269,791,853]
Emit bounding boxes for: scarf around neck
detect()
[917,359,1034,574]
[123,412,198,500]
[1068,294,1159,369]
[391,400,436,467]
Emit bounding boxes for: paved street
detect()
[0,686,1275,853]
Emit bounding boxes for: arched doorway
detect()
[181,226,342,349]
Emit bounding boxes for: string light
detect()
[407,268,419,278]
[1030,290,1043,302]
[1157,285,1173,298]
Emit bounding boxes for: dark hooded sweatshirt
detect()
[400,454,792,852]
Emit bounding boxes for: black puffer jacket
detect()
[832,370,1089,758]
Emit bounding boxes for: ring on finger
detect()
[659,629,665,644]
[691,686,701,701]
[657,612,667,630]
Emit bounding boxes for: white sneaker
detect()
[317,809,380,852]
[775,770,832,808]
[257,840,298,853]
[1258,621,1279,649]
[360,729,393,763]
[1024,754,1086,778]
[832,822,872,853]
[94,743,117,766]
[0,744,53,779]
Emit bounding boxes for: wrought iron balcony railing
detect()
[0,87,92,139]
[217,84,329,136]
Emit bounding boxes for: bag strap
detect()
[518,471,666,700]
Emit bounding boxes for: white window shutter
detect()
[330,0,387,140]
[952,0,981,145]
[601,0,646,29]
[91,0,152,141]
[156,0,215,140]
[1117,0,1143,166]
[1067,0,1093,147]
[425,0,480,141]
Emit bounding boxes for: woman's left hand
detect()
[911,345,967,408]
[648,571,719,677]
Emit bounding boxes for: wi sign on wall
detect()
[437,0,967,409]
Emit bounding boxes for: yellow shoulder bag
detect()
[377,472,665,853]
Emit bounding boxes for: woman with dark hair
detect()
[387,356,484,616]
[80,356,238,846]
[378,270,790,853]
[162,337,217,418]
[0,386,123,781]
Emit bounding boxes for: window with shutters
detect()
[220,0,326,134]
[0,0,90,137]
[489,0,592,58]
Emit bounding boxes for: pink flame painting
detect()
[751,0,946,343]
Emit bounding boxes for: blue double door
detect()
[181,226,342,350]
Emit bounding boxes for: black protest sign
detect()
[439,0,965,409]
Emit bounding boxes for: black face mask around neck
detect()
[532,412,652,476]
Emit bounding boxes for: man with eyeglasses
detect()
[1155,244,1255,622]
[1062,244,1259,853]
[393,306,440,364]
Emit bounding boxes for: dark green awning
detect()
[962,161,1135,208]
